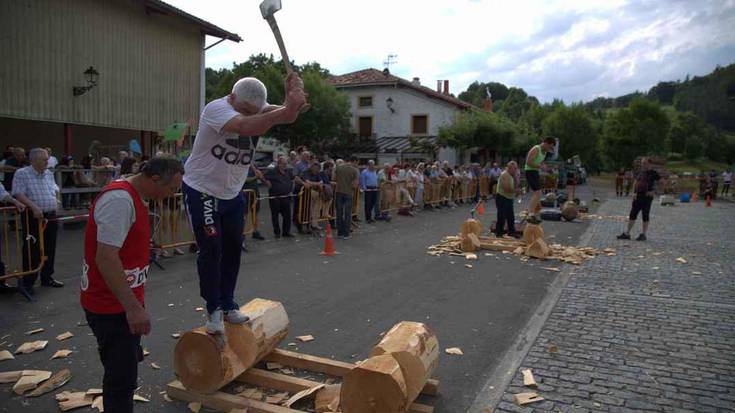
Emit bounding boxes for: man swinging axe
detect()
[524,137,557,224]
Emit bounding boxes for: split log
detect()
[341,321,439,413]
[173,298,289,394]
[461,233,481,252]
[526,238,550,259]
[460,218,482,237]
[561,202,578,222]
[522,223,544,245]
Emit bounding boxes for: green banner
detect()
[164,122,188,141]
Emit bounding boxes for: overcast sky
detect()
[168,0,735,103]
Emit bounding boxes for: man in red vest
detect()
[81,156,183,413]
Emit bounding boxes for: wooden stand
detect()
[166,349,439,413]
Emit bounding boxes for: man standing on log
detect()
[617,157,660,241]
[524,137,556,224]
[183,74,307,335]
[81,156,183,413]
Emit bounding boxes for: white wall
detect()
[339,85,461,138]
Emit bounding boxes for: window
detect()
[358,116,373,137]
[412,115,428,135]
[358,96,373,107]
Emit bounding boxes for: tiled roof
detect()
[329,68,474,110]
[145,0,242,42]
[377,136,437,153]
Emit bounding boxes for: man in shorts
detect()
[524,137,556,224]
[617,157,660,241]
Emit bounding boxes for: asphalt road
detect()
[0,188,597,412]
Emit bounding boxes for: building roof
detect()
[144,0,242,42]
[329,68,474,110]
[352,136,438,156]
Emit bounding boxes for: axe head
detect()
[259,0,282,19]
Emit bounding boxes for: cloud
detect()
[167,0,735,102]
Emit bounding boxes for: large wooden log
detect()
[461,233,481,252]
[561,201,578,222]
[460,218,482,237]
[522,223,544,245]
[173,298,289,394]
[341,322,439,413]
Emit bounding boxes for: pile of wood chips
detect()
[427,235,611,266]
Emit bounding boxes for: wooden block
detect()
[514,392,544,406]
[166,380,303,413]
[237,368,317,394]
[522,369,537,387]
[264,349,440,396]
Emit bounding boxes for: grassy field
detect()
[664,159,731,174]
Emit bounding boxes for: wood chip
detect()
[676,257,688,264]
[266,391,289,404]
[465,264,473,268]
[692,271,702,275]
[15,340,48,354]
[296,335,314,342]
[514,392,544,406]
[51,349,73,359]
[13,370,52,394]
[0,371,23,383]
[171,333,181,338]
[284,384,325,407]
[238,388,263,400]
[279,368,295,375]
[195,307,204,312]
[56,332,74,341]
[0,350,14,361]
[91,396,104,412]
[188,401,202,413]
[86,388,103,396]
[541,267,561,272]
[150,362,160,370]
[24,328,44,336]
[27,369,72,397]
[133,394,149,402]
[465,253,478,260]
[445,347,464,355]
[58,391,94,411]
[163,393,173,402]
[143,348,150,357]
[266,362,283,370]
[522,369,537,387]
[548,345,558,353]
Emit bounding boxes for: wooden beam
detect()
[236,368,315,394]
[265,349,439,396]
[166,380,301,413]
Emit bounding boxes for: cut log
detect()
[526,238,550,259]
[174,298,289,394]
[460,218,482,237]
[315,384,341,413]
[561,202,578,222]
[369,322,439,406]
[522,223,544,245]
[461,233,481,252]
[341,354,408,413]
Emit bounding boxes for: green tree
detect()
[602,98,670,168]
[458,81,509,107]
[437,111,517,153]
[498,87,531,122]
[542,104,599,166]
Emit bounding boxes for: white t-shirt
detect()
[723,171,732,183]
[47,156,58,169]
[183,97,259,200]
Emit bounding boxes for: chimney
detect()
[437,80,442,93]
[483,97,494,112]
[443,80,449,95]
[412,77,420,86]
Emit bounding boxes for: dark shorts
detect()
[525,170,541,191]
[630,194,653,222]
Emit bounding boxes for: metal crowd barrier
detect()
[0,207,46,283]
[296,184,359,226]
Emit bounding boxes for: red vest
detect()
[80,180,150,314]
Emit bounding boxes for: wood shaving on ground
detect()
[15,340,48,354]
[579,213,628,222]
[541,267,561,272]
[195,307,204,312]
[0,350,14,361]
[238,388,263,400]
[266,391,289,404]
[296,335,314,342]
[24,328,44,336]
[51,349,73,359]
[522,369,537,387]
[283,384,325,407]
[429,234,603,265]
[266,362,283,370]
[445,347,464,355]
[56,332,74,341]
[171,333,181,338]
[142,348,150,357]
[465,264,473,269]
[133,394,149,402]
[150,362,160,370]
[676,257,688,264]
[188,401,202,413]
[57,391,95,411]
[514,392,544,406]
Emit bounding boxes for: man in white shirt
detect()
[722,169,732,197]
[46,147,59,170]
[183,73,306,335]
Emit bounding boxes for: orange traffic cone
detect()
[477,201,485,215]
[320,222,337,256]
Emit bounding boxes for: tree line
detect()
[206,56,735,170]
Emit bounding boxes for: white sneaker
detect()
[205,309,225,335]
[224,309,250,324]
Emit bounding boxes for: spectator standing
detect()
[3,147,28,191]
[334,156,359,239]
[722,169,732,196]
[615,168,625,196]
[617,157,660,241]
[46,147,58,169]
[262,156,298,238]
[495,161,519,238]
[623,168,634,196]
[360,160,379,223]
[12,148,63,292]
[708,170,718,199]
[300,161,327,232]
[0,184,26,291]
[243,164,266,241]
[488,162,502,196]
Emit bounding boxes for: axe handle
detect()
[266,16,293,74]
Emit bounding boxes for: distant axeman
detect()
[80,156,183,413]
[617,157,660,241]
[183,73,307,335]
[524,137,556,224]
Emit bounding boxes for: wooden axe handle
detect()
[266,16,310,112]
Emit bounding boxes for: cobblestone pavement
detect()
[495,198,735,413]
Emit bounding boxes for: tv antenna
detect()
[383,54,398,70]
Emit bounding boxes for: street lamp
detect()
[73,66,99,96]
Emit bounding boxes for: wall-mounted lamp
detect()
[73,66,100,96]
[386,97,395,114]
